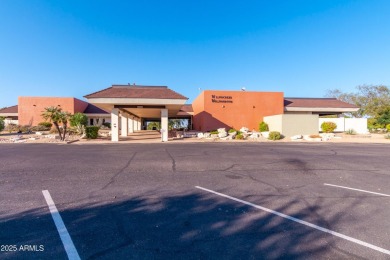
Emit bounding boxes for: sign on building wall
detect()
[211,95,233,103]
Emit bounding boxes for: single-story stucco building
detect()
[0,84,362,141]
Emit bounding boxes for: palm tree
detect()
[41,106,71,141]
[59,111,72,141]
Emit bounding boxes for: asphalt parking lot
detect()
[0,142,389,259]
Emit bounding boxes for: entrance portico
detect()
[84,85,188,142]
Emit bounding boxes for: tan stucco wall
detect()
[263,114,283,133]
[264,114,319,137]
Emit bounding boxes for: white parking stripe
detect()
[324,183,390,197]
[195,186,390,256]
[42,190,81,260]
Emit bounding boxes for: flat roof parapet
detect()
[111,85,168,89]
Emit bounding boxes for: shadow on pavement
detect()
[1,189,366,260]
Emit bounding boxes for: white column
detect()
[161,109,168,142]
[137,118,142,131]
[128,117,134,133]
[133,117,138,131]
[121,113,128,137]
[111,108,119,142]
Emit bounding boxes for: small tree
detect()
[70,113,88,135]
[41,106,71,141]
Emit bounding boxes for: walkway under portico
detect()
[84,85,188,142]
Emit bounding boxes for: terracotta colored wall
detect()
[191,91,205,131]
[192,90,284,132]
[18,97,82,126]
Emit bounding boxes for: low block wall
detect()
[264,114,319,137]
[319,118,368,134]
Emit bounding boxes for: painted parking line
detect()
[42,190,81,260]
[324,183,390,197]
[195,186,390,256]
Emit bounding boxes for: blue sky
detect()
[0,0,389,107]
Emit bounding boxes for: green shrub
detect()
[86,126,99,139]
[209,130,219,134]
[235,134,244,140]
[386,124,390,132]
[31,125,50,131]
[0,118,4,132]
[345,129,356,135]
[38,122,53,128]
[5,123,18,133]
[268,131,281,140]
[259,121,269,132]
[377,109,390,126]
[70,113,88,127]
[19,125,31,133]
[228,128,237,133]
[102,122,111,129]
[321,122,337,133]
[367,118,384,130]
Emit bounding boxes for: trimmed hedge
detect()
[268,131,281,141]
[86,126,99,139]
[321,122,337,133]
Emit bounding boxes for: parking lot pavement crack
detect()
[240,172,286,195]
[221,164,237,172]
[100,152,137,190]
[165,149,176,172]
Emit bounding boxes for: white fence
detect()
[4,119,18,126]
[319,118,368,134]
